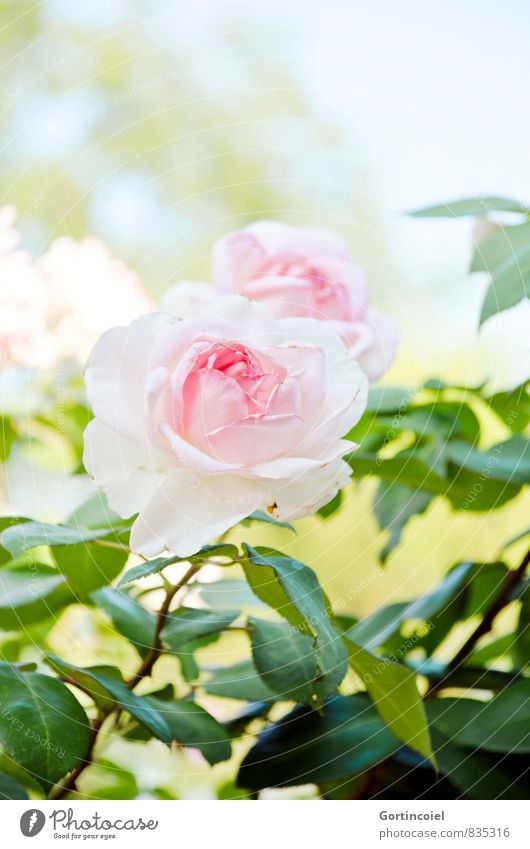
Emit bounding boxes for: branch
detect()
[49,560,203,800]
[427,546,530,696]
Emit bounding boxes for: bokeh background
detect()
[1,0,529,798]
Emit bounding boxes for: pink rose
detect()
[213,221,398,381]
[84,296,367,556]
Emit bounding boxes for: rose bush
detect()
[212,221,398,380]
[83,294,368,556]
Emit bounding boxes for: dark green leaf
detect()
[345,639,435,765]
[350,452,448,495]
[445,437,530,486]
[204,659,276,702]
[44,655,119,710]
[347,562,475,650]
[0,773,29,800]
[374,481,432,563]
[91,587,156,657]
[144,697,231,764]
[0,663,90,792]
[431,728,528,799]
[514,586,530,667]
[428,682,530,753]
[409,196,528,218]
[237,694,399,789]
[249,617,320,703]
[43,660,174,744]
[242,545,348,698]
[161,607,239,652]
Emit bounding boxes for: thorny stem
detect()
[49,561,203,800]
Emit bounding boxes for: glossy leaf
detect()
[204,660,276,702]
[91,587,156,657]
[428,682,530,753]
[0,664,90,792]
[345,639,435,765]
[144,697,231,764]
[249,617,321,703]
[242,545,348,697]
[118,544,239,587]
[161,607,239,652]
[238,694,400,789]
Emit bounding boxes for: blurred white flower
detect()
[0,208,57,369]
[38,236,155,363]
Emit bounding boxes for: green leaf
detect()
[471,222,530,274]
[0,517,30,566]
[347,561,475,650]
[366,385,414,413]
[0,565,73,630]
[249,617,321,703]
[204,659,276,702]
[91,588,156,657]
[242,545,348,698]
[445,437,530,486]
[0,664,90,792]
[0,773,29,800]
[237,694,400,789]
[480,245,530,324]
[144,697,231,765]
[345,639,435,765]
[0,521,124,558]
[431,728,528,800]
[350,452,448,495]
[44,659,174,744]
[53,536,129,599]
[409,196,528,218]
[0,418,16,461]
[161,607,239,652]
[118,544,239,587]
[374,481,433,563]
[44,656,120,710]
[487,385,530,434]
[242,511,295,532]
[514,586,530,667]
[428,682,530,753]
[466,634,515,666]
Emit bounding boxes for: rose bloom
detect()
[212,221,398,381]
[38,236,154,362]
[84,295,368,556]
